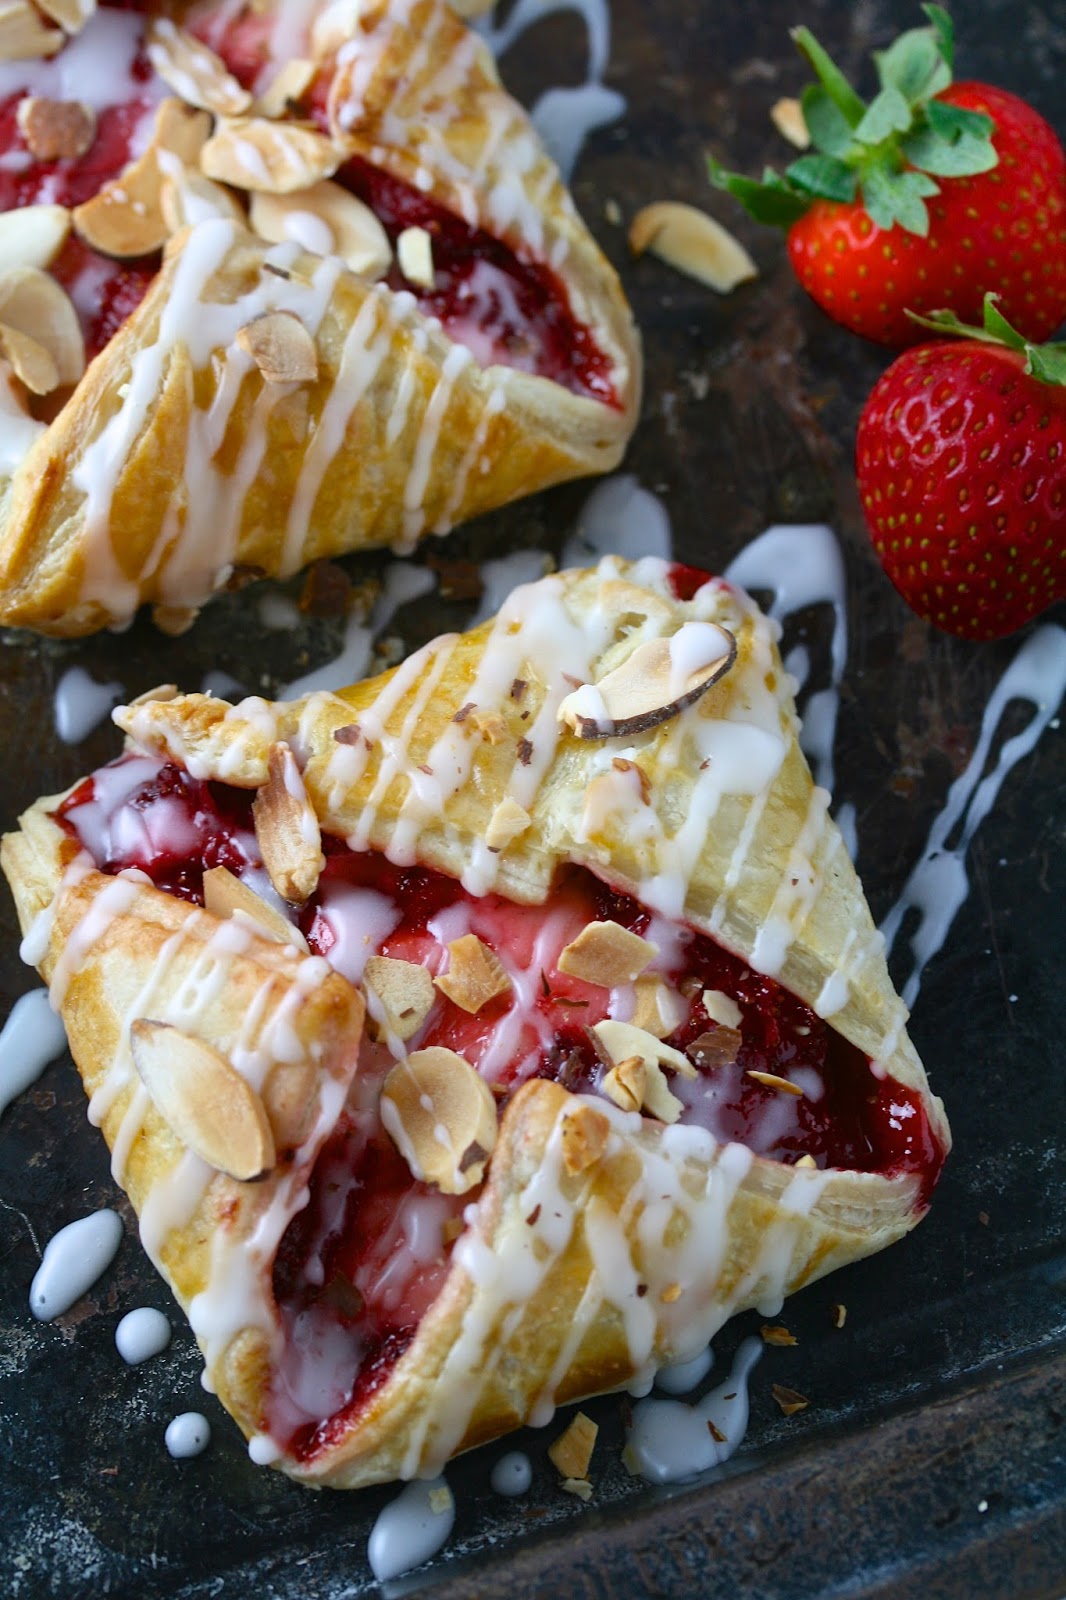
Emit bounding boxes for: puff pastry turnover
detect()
[2,558,949,1488]
[0,0,639,635]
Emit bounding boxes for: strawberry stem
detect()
[906,294,1066,384]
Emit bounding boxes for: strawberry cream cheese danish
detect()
[0,0,639,635]
[2,559,949,1488]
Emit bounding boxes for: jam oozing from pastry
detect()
[56,751,946,1455]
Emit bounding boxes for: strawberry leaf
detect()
[787,153,858,203]
[922,4,955,73]
[1025,344,1066,385]
[874,28,951,106]
[862,166,939,234]
[707,156,810,226]
[902,100,998,176]
[802,84,855,158]
[854,85,914,144]
[790,27,866,128]
[905,294,1066,386]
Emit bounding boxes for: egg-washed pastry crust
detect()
[2,560,948,1488]
[0,0,639,636]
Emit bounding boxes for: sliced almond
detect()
[0,322,56,394]
[747,1069,803,1096]
[435,933,511,1014]
[558,622,736,740]
[380,1046,497,1195]
[160,168,246,233]
[154,96,214,164]
[630,976,687,1039]
[485,796,531,852]
[201,116,341,194]
[591,1019,696,1079]
[255,57,315,120]
[688,1027,742,1070]
[35,0,95,31]
[130,1018,276,1181]
[796,1154,818,1170]
[761,1323,798,1346]
[0,1,64,61]
[364,955,435,1042]
[703,989,742,1030]
[249,181,391,278]
[771,96,810,149]
[561,1477,593,1501]
[601,1054,646,1114]
[72,98,211,259]
[202,864,308,951]
[147,19,253,118]
[772,1384,810,1417]
[0,204,70,274]
[629,201,757,294]
[397,224,435,290]
[0,267,83,386]
[252,741,324,903]
[640,1059,684,1124]
[548,1412,598,1480]
[236,309,319,385]
[560,1102,610,1175]
[17,96,96,161]
[558,920,657,988]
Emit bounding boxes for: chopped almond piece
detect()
[364,955,435,1042]
[640,1059,684,1123]
[703,988,742,1029]
[592,1020,695,1079]
[747,1069,803,1096]
[472,710,508,744]
[561,1478,593,1501]
[630,975,686,1039]
[770,96,810,149]
[485,796,531,852]
[0,266,84,387]
[687,1026,742,1069]
[202,116,340,194]
[236,310,319,385]
[830,1303,847,1329]
[629,201,757,294]
[796,1153,818,1169]
[558,920,657,988]
[0,2,63,61]
[17,97,96,162]
[435,933,511,1013]
[252,742,324,903]
[548,1412,598,1480]
[397,224,435,288]
[130,1018,275,1181]
[255,57,315,119]
[147,19,252,118]
[660,1282,683,1304]
[73,98,210,258]
[380,1047,497,1195]
[772,1384,810,1417]
[761,1324,798,1347]
[601,1054,646,1114]
[560,1103,610,1175]
[0,204,70,274]
[202,865,308,951]
[0,323,57,395]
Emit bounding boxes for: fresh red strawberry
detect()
[856,297,1066,640]
[711,7,1066,348]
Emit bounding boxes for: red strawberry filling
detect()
[56,752,945,1454]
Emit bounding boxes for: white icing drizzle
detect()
[624,1334,762,1484]
[0,989,67,1118]
[562,472,674,568]
[367,1476,455,1583]
[115,1306,171,1365]
[164,1412,211,1459]
[490,1450,533,1495]
[654,1345,714,1395]
[29,1209,123,1322]
[54,667,125,745]
[881,624,1066,1011]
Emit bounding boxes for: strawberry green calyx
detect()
[908,294,1066,384]
[709,5,998,236]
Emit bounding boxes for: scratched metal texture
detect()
[0,0,1064,1595]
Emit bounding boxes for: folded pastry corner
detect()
[2,557,949,1489]
[0,0,640,636]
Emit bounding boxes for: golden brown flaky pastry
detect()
[0,0,639,636]
[2,559,949,1488]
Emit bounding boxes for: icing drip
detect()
[54,667,125,745]
[0,989,67,1118]
[30,1209,123,1322]
[165,1413,211,1459]
[367,1477,455,1582]
[115,1307,171,1366]
[624,1335,762,1484]
[490,1450,533,1495]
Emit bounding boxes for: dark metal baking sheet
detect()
[2,1,1065,1595]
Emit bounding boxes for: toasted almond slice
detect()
[17,96,96,161]
[397,224,435,289]
[558,622,737,740]
[548,1412,598,1480]
[591,1019,696,1079]
[252,741,324,903]
[0,203,70,273]
[202,864,308,951]
[0,266,83,385]
[160,168,246,232]
[435,933,511,1014]
[772,1384,810,1417]
[201,116,341,194]
[560,1477,593,1501]
[364,955,435,1042]
[130,1018,276,1181]
[0,1,63,61]
[761,1323,798,1346]
[0,322,57,394]
[629,201,757,294]
[796,1153,818,1169]
[153,96,214,164]
[380,1046,497,1195]
[630,976,687,1039]
[747,1069,803,1096]
[770,96,810,149]
[601,1054,646,1114]
[236,309,319,385]
[687,1027,742,1070]
[560,1102,610,1175]
[72,99,211,260]
[640,1058,684,1123]
[35,0,94,31]
[558,920,657,988]
[255,57,315,120]
[703,988,742,1029]
[147,19,252,118]
[485,796,531,852]
[249,181,391,278]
